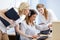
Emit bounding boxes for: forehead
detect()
[31,14,37,17]
[38,8,44,10]
[37,4,44,8]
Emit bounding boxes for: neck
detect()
[28,20,33,25]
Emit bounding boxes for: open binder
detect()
[0,8,20,27]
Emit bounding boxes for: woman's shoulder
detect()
[47,9,54,14]
[46,9,53,16]
[21,20,28,29]
[21,20,27,25]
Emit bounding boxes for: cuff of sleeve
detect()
[15,18,21,24]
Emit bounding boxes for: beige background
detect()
[52,22,60,40]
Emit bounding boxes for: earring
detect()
[28,11,31,16]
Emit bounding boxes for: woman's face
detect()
[37,8,44,15]
[29,14,37,22]
[24,9,29,16]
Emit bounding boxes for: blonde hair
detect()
[36,4,44,9]
[18,2,29,15]
[36,4,48,20]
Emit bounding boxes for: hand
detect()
[27,35,32,39]
[0,9,14,26]
[9,20,15,26]
[48,24,52,28]
[32,35,38,38]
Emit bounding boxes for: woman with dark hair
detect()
[18,9,48,40]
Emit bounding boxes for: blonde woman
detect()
[0,2,30,40]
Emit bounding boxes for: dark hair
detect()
[25,9,37,25]
[28,9,37,17]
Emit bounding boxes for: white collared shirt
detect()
[20,20,49,40]
[35,9,58,25]
[0,20,7,33]
[14,7,26,24]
